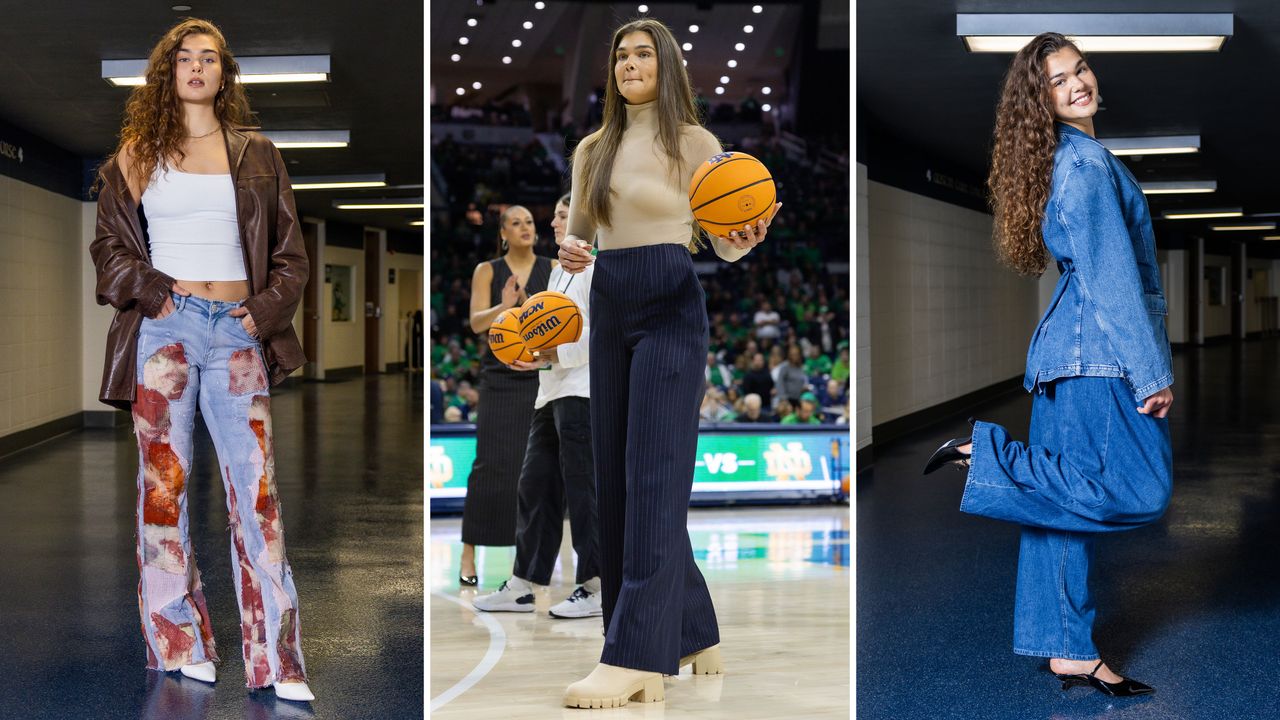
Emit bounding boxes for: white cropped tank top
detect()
[142,168,247,281]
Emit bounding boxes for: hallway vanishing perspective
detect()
[858,339,1280,719]
[0,375,424,720]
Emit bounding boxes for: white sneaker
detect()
[549,585,603,618]
[472,579,536,613]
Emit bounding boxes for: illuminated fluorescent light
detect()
[1162,208,1242,220]
[102,55,331,86]
[261,131,350,149]
[1101,135,1200,156]
[957,13,1232,53]
[1140,181,1216,195]
[333,198,425,210]
[1211,223,1276,231]
[410,220,425,226]
[290,173,386,191]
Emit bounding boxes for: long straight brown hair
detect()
[573,18,705,249]
[99,18,255,193]
[988,32,1085,276]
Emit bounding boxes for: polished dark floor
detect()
[858,339,1280,719]
[0,374,424,720]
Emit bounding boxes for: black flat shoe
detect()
[459,574,478,587]
[922,437,972,475]
[1054,660,1154,697]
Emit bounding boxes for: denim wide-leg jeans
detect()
[959,376,1172,659]
[132,293,306,687]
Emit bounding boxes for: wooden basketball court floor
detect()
[429,506,850,718]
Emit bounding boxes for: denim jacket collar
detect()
[1055,122,1097,143]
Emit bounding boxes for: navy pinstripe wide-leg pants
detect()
[590,244,720,675]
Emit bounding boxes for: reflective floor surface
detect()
[429,505,849,718]
[858,339,1280,719]
[0,374,424,720]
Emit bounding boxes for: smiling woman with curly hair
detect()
[90,18,314,702]
[924,32,1175,698]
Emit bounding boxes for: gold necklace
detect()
[187,125,222,140]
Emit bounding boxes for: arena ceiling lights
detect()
[291,173,387,191]
[102,55,331,86]
[956,14,1233,53]
[1140,181,1216,196]
[1100,135,1201,157]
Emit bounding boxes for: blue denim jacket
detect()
[1023,123,1173,402]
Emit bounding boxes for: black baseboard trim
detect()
[385,362,407,373]
[83,410,129,428]
[856,444,872,474]
[0,413,84,459]
[862,376,1024,468]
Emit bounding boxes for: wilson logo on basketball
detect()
[708,152,735,164]
[518,301,545,324]
[523,316,562,340]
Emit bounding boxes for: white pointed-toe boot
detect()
[180,662,217,683]
[563,663,663,709]
[273,680,316,702]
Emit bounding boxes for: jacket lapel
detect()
[224,128,250,181]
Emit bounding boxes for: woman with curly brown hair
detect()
[90,18,313,702]
[923,32,1173,697]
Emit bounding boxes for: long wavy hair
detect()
[988,32,1085,276]
[100,18,254,192]
[572,18,706,251]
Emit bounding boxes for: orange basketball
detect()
[689,151,777,238]
[488,310,534,364]
[518,291,582,352]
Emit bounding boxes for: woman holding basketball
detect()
[557,18,780,708]
[923,33,1172,696]
[460,206,553,585]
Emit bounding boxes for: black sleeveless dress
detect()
[461,255,553,546]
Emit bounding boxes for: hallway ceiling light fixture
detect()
[1140,181,1216,195]
[1100,134,1201,156]
[1161,208,1241,220]
[956,13,1233,53]
[291,174,387,191]
[1263,235,1280,240]
[262,130,350,149]
[103,55,330,86]
[334,198,425,210]
[410,220,425,226]
[1210,223,1276,231]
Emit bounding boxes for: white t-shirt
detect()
[534,264,592,408]
[754,310,781,339]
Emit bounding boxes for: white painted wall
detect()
[382,257,424,368]
[855,164,871,452]
[323,245,365,371]
[867,181,1039,425]
[0,175,83,436]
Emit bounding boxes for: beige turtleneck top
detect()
[566,99,750,262]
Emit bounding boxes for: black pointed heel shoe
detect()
[1054,660,1154,697]
[922,437,972,475]
[459,574,478,587]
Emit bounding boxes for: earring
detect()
[501,237,509,251]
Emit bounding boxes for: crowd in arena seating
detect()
[430,96,850,426]
[431,101,533,127]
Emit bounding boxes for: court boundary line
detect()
[429,591,508,712]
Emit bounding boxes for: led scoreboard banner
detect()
[429,424,848,513]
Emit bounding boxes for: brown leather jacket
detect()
[90,128,309,410]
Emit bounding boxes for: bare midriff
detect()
[175,279,251,302]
